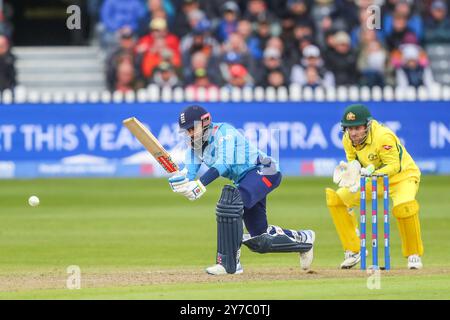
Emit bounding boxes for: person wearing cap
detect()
[106,27,141,91]
[150,61,183,88]
[168,105,316,275]
[186,68,219,93]
[324,31,359,85]
[226,63,254,88]
[216,1,240,42]
[424,0,450,44]
[290,44,335,88]
[255,46,289,86]
[326,104,424,270]
[395,44,436,88]
[136,17,181,78]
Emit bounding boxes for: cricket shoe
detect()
[205,262,243,275]
[206,249,243,275]
[407,254,423,269]
[299,230,315,270]
[340,250,361,269]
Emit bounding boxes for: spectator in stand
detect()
[254,15,273,52]
[236,19,262,60]
[199,0,230,23]
[220,32,257,76]
[357,40,389,87]
[265,0,291,18]
[181,19,221,67]
[383,0,423,43]
[150,61,183,88]
[288,0,314,27]
[424,0,450,44]
[0,2,14,39]
[290,44,335,88]
[395,44,437,88]
[279,13,297,57]
[288,22,315,68]
[310,0,338,48]
[184,51,221,85]
[244,0,278,24]
[256,47,290,87]
[100,0,148,49]
[385,12,419,50]
[303,66,323,89]
[173,0,201,38]
[265,68,288,88]
[186,68,219,89]
[216,1,240,43]
[350,8,385,49]
[185,9,207,33]
[115,60,144,92]
[147,0,176,28]
[265,36,285,55]
[324,31,359,85]
[225,63,254,88]
[0,35,16,92]
[136,18,181,80]
[106,27,142,91]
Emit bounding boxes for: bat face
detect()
[123,117,179,173]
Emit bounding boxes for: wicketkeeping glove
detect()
[333,161,348,185]
[360,164,375,177]
[348,164,376,193]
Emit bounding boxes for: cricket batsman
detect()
[326,104,424,269]
[168,105,315,275]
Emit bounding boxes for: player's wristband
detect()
[199,167,220,186]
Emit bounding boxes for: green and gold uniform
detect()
[326,106,424,258]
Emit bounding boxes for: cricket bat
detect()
[123,117,179,174]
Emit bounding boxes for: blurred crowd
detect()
[0,1,15,92]
[100,0,450,93]
[2,0,450,94]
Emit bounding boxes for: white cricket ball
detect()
[28,196,40,207]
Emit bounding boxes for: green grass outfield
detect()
[0,176,449,299]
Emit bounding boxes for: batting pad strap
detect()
[216,185,244,274]
[243,233,312,253]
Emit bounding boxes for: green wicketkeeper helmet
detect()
[341,104,373,128]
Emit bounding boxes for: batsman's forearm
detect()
[199,167,220,186]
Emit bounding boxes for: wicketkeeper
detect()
[168,105,315,275]
[326,104,424,269]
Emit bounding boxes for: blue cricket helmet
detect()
[178,105,211,130]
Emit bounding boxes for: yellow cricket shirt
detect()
[342,120,421,184]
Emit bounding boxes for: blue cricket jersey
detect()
[184,122,279,185]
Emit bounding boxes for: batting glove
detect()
[181,180,206,201]
[168,168,189,193]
